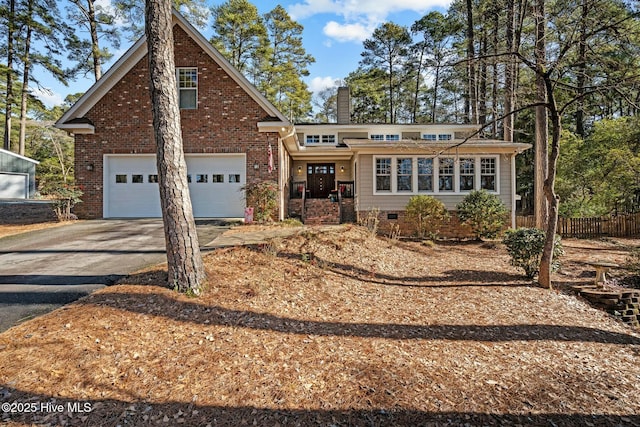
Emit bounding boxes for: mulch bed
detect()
[1,225,639,426]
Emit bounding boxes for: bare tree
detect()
[144,0,206,294]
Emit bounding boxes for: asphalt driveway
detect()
[0,219,231,332]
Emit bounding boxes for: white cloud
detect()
[309,76,338,94]
[289,0,451,44]
[323,21,373,43]
[289,0,450,22]
[32,87,65,108]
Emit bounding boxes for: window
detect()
[370,134,400,141]
[212,174,224,183]
[132,174,143,183]
[306,134,336,144]
[417,158,433,191]
[187,174,192,183]
[177,68,197,109]
[372,156,498,195]
[438,158,454,191]
[438,134,452,141]
[481,157,497,191]
[148,174,158,183]
[375,158,391,191]
[229,174,241,183]
[196,174,208,183]
[459,158,475,191]
[397,158,412,192]
[422,134,437,141]
[322,134,336,144]
[115,174,127,183]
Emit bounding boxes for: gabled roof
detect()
[55,9,289,134]
[0,148,39,165]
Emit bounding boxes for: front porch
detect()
[288,180,355,226]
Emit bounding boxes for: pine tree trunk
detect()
[4,0,16,151]
[19,0,34,157]
[465,0,478,125]
[144,0,206,294]
[88,0,102,81]
[504,0,515,142]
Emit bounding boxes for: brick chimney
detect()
[337,86,350,124]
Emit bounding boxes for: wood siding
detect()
[356,153,513,211]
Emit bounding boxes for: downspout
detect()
[511,152,517,228]
[279,136,285,221]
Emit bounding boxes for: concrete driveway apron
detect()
[0,219,229,332]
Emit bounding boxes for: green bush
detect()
[243,180,278,222]
[456,190,508,240]
[405,195,450,239]
[503,228,564,279]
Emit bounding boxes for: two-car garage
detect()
[103,154,246,218]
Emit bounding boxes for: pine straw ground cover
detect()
[1,225,639,427]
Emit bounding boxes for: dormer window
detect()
[370,134,400,141]
[305,134,336,145]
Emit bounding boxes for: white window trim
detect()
[176,67,197,110]
[305,134,337,145]
[369,132,400,141]
[373,155,500,195]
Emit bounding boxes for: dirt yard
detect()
[1,225,639,426]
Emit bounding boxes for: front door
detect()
[307,163,335,199]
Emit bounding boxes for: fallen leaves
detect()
[1,226,639,426]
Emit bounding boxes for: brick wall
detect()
[0,200,57,224]
[304,199,340,225]
[358,209,475,239]
[74,25,280,219]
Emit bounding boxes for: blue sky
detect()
[33,0,451,109]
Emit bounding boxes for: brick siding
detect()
[358,210,475,239]
[74,25,279,219]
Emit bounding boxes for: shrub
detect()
[503,228,564,279]
[405,195,450,239]
[47,185,83,221]
[243,180,278,222]
[359,208,380,237]
[456,190,508,240]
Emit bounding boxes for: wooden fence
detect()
[515,213,640,238]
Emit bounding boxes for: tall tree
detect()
[144,0,206,294]
[117,0,208,40]
[261,5,314,122]
[17,0,69,155]
[360,22,411,124]
[464,0,478,124]
[66,0,120,81]
[411,11,457,123]
[209,0,267,80]
[534,0,549,230]
[2,0,16,151]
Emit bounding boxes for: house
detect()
[0,148,38,199]
[56,10,530,237]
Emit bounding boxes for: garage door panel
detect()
[105,155,246,218]
[0,173,28,199]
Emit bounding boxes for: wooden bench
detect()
[586,261,619,288]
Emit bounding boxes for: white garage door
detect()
[104,154,246,218]
[0,173,28,199]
